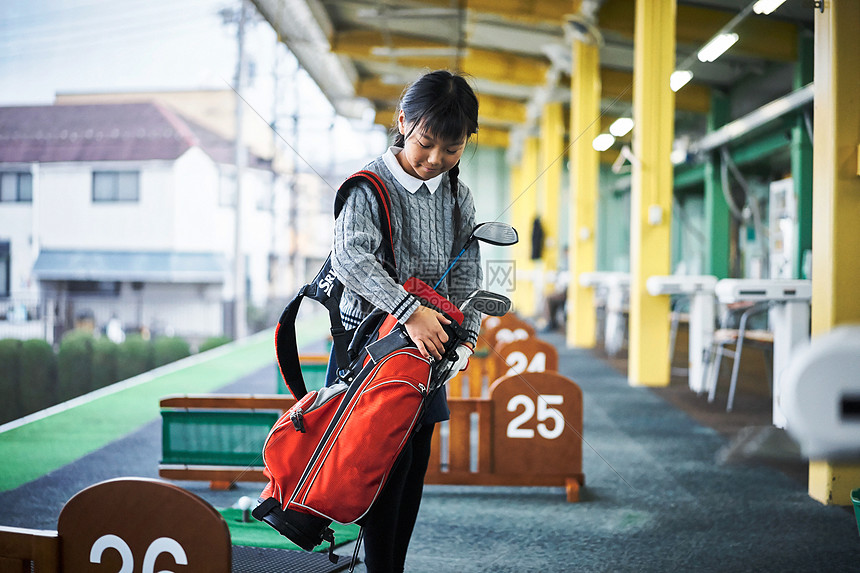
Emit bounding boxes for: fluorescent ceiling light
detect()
[670,70,693,92]
[370,47,459,58]
[697,33,739,63]
[592,133,615,152]
[609,117,634,137]
[753,0,787,15]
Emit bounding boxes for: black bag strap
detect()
[275,171,395,399]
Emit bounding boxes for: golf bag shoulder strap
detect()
[335,170,397,277]
[276,171,395,400]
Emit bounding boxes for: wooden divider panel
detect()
[0,526,59,572]
[455,317,538,397]
[492,337,559,378]
[483,319,537,351]
[489,371,583,481]
[428,371,584,499]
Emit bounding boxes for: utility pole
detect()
[288,53,301,291]
[232,0,248,339]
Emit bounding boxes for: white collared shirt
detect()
[382,146,444,195]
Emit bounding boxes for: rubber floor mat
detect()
[232,545,353,573]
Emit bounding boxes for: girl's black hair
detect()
[393,70,479,224]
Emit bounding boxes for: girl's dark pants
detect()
[325,351,435,572]
[362,423,434,573]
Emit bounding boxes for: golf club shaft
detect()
[433,241,471,289]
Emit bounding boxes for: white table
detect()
[646,275,718,393]
[714,278,812,427]
[579,272,630,357]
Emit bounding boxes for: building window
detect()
[93,171,139,202]
[67,280,121,296]
[219,169,237,207]
[0,242,9,298]
[0,173,33,202]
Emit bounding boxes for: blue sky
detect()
[1,0,240,105]
[0,0,387,172]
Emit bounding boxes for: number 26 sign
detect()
[58,478,231,573]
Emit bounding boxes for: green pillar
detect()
[792,31,814,279]
[703,90,731,279]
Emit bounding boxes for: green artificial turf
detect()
[0,319,328,492]
[219,508,360,551]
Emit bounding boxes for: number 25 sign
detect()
[490,371,583,482]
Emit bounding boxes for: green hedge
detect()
[92,337,119,391]
[0,338,23,424]
[57,330,94,402]
[199,336,232,353]
[0,332,231,423]
[19,339,57,416]
[117,334,155,381]
[153,337,191,368]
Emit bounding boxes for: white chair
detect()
[704,301,774,412]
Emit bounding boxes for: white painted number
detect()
[90,535,133,573]
[90,534,188,573]
[142,537,188,573]
[506,394,565,439]
[506,395,535,438]
[504,351,547,376]
[496,327,529,344]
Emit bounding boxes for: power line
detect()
[1,0,226,33]
[0,18,220,63]
[0,3,224,50]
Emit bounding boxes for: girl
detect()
[330,69,483,572]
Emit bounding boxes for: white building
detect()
[0,101,285,344]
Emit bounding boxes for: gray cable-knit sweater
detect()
[331,155,483,346]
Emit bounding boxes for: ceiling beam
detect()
[355,77,402,102]
[478,94,528,125]
[475,125,510,148]
[373,93,526,128]
[332,30,550,86]
[414,0,572,26]
[600,68,710,114]
[598,0,798,62]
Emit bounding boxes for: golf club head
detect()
[471,222,518,247]
[461,290,512,317]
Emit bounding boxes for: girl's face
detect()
[396,112,467,181]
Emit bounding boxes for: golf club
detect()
[434,222,518,289]
[459,289,512,317]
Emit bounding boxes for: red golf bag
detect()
[252,172,467,561]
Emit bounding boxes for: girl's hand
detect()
[404,305,451,361]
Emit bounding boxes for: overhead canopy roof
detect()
[250,0,814,153]
[32,250,227,283]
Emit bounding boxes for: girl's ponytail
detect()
[449,161,461,226]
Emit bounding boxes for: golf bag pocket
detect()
[293,349,429,521]
[256,344,432,549]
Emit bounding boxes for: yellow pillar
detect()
[511,137,538,317]
[539,102,564,275]
[808,0,860,506]
[628,0,675,386]
[567,39,600,349]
